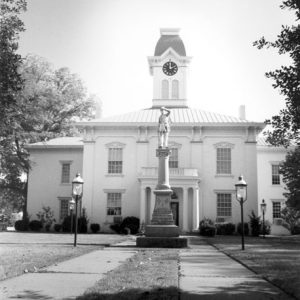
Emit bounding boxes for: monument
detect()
[136,107,188,248]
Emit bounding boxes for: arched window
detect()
[162,80,169,99]
[172,80,179,99]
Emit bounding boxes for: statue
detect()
[158,107,171,148]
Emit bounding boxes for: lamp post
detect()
[72,173,84,247]
[69,198,75,234]
[260,199,267,238]
[235,175,247,250]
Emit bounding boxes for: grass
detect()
[78,249,180,300]
[205,235,300,300]
[0,232,130,281]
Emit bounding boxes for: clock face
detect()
[162,61,178,76]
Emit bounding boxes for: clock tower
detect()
[148,28,192,108]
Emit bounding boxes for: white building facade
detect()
[27,29,287,233]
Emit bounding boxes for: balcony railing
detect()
[140,167,199,177]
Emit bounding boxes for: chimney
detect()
[239,105,246,120]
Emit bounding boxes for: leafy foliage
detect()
[249,211,261,237]
[254,1,300,146]
[281,206,300,234]
[36,206,56,231]
[216,223,235,235]
[90,223,100,233]
[0,53,98,217]
[237,222,249,236]
[199,218,216,237]
[28,220,43,231]
[280,147,300,208]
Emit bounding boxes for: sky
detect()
[18,0,295,122]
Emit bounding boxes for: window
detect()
[172,79,179,99]
[60,198,69,220]
[107,193,122,216]
[272,201,281,218]
[108,148,123,174]
[217,193,232,217]
[217,148,231,174]
[162,79,169,99]
[272,164,280,185]
[61,163,71,183]
[169,148,178,168]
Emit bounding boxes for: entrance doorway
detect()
[171,202,179,226]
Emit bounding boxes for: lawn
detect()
[0,232,130,281]
[203,235,300,300]
[78,249,180,300]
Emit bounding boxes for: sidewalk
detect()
[0,248,135,300]
[179,241,293,300]
[0,237,294,300]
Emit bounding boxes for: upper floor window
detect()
[162,80,169,99]
[169,148,178,168]
[217,193,232,217]
[107,193,122,216]
[108,148,123,174]
[61,162,71,183]
[272,164,280,185]
[172,80,179,99]
[272,201,281,219]
[216,147,231,174]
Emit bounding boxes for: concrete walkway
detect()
[0,248,135,300]
[0,237,294,300]
[179,242,293,300]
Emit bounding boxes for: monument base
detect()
[145,224,179,237]
[136,236,188,248]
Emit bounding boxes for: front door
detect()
[170,202,179,226]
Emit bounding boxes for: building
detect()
[27,28,287,232]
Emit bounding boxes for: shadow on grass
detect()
[8,289,52,299]
[76,283,290,300]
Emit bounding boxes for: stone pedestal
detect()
[136,147,188,248]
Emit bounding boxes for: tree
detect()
[0,54,97,216]
[254,0,300,147]
[280,147,300,209]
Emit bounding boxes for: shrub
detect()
[78,216,88,233]
[216,223,235,235]
[36,206,56,231]
[15,219,29,231]
[110,216,140,235]
[199,218,216,237]
[259,220,271,235]
[29,220,43,231]
[54,224,62,232]
[120,216,140,234]
[62,215,76,232]
[110,223,122,234]
[237,222,249,236]
[249,211,261,236]
[90,223,100,233]
[281,206,300,234]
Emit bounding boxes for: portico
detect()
[138,167,201,232]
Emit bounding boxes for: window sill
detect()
[60,183,71,186]
[106,174,124,177]
[271,184,282,187]
[215,174,234,178]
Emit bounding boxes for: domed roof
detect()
[154,29,186,56]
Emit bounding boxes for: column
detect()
[193,187,200,231]
[140,187,146,224]
[182,187,189,232]
[150,188,155,220]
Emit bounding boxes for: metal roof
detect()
[81,108,264,127]
[27,137,83,149]
[154,35,186,56]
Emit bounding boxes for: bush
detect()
[78,216,88,233]
[249,211,261,237]
[216,223,235,235]
[54,224,62,232]
[36,206,56,231]
[15,219,29,231]
[199,218,216,237]
[259,220,271,235]
[237,222,249,236]
[110,216,140,235]
[90,223,100,233]
[29,220,43,231]
[281,206,300,234]
[62,215,76,232]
